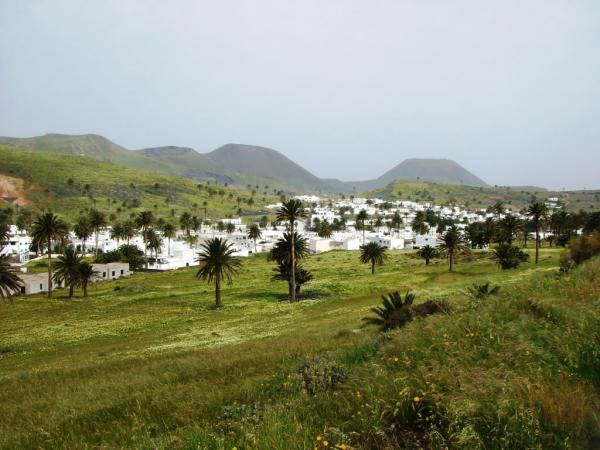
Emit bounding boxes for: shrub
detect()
[464,282,500,299]
[568,232,600,265]
[296,358,348,396]
[363,291,446,331]
[491,244,529,269]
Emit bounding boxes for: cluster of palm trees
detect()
[0,221,23,302]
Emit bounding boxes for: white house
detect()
[92,263,131,281]
[309,238,331,253]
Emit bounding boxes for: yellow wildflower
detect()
[393,357,399,362]
[316,435,322,441]
[414,396,421,403]
[323,441,329,447]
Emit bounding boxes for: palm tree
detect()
[145,229,163,259]
[363,291,415,331]
[416,245,439,265]
[88,209,107,258]
[53,245,82,298]
[275,199,307,302]
[439,225,468,272]
[492,201,505,218]
[391,212,403,238]
[74,262,97,298]
[225,222,236,234]
[356,209,369,244]
[359,242,388,274]
[31,212,69,298]
[0,256,23,302]
[73,216,92,255]
[0,222,9,247]
[498,214,521,245]
[161,223,176,256]
[110,223,125,246]
[247,224,261,254]
[136,211,155,267]
[180,212,192,235]
[121,220,137,245]
[195,237,242,308]
[465,282,500,299]
[411,212,429,235]
[271,262,313,296]
[528,201,548,264]
[268,232,311,298]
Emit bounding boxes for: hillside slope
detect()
[0,145,274,221]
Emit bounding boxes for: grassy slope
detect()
[366,180,600,211]
[3,248,598,449]
[0,145,275,222]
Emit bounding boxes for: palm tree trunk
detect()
[47,238,52,298]
[83,281,88,298]
[81,238,86,256]
[95,231,99,257]
[449,251,454,272]
[535,228,540,264]
[371,260,375,274]
[290,221,296,302]
[68,284,74,298]
[215,274,222,308]
[168,237,171,256]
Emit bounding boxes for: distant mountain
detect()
[0,133,494,193]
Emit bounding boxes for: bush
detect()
[568,232,600,265]
[296,358,348,395]
[96,244,145,270]
[491,244,529,269]
[364,291,446,331]
[464,282,500,299]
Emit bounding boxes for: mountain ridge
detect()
[0,133,492,193]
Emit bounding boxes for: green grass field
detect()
[2,247,599,448]
[0,145,276,222]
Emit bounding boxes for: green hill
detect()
[0,145,275,222]
[366,179,600,211]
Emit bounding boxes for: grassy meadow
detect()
[2,247,599,448]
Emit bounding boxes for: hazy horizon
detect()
[1,1,599,190]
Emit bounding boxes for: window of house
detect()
[103,272,106,277]
[120,270,124,275]
[39,284,43,290]
[112,271,115,277]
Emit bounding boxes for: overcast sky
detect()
[1,1,599,189]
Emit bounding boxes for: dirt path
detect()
[0,174,31,206]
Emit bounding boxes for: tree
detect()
[0,255,23,302]
[74,262,97,297]
[161,223,176,256]
[145,229,163,259]
[275,200,307,302]
[88,209,107,258]
[73,216,92,255]
[225,222,236,234]
[53,245,82,298]
[268,232,311,298]
[359,242,388,274]
[317,220,333,238]
[356,209,369,244]
[195,238,242,308]
[527,201,547,264]
[498,214,521,245]
[271,262,313,296]
[136,211,155,267]
[491,201,504,217]
[391,212,403,237]
[363,291,415,331]
[465,282,500,299]
[247,224,261,253]
[439,225,468,272]
[121,220,137,246]
[110,223,125,246]
[180,212,192,235]
[416,245,439,265]
[31,212,69,298]
[411,211,429,235]
[491,244,529,269]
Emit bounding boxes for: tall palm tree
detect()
[0,255,23,302]
[74,262,97,298]
[180,212,192,236]
[391,212,403,238]
[276,200,307,302]
[439,225,468,272]
[53,246,82,298]
[88,209,107,258]
[121,220,137,245]
[195,237,242,308]
[268,232,310,298]
[247,224,261,254]
[161,222,176,256]
[528,201,548,264]
[145,229,163,259]
[411,211,429,235]
[73,216,92,255]
[31,212,69,298]
[136,211,155,267]
[359,242,388,274]
[498,214,521,245]
[110,223,125,246]
[356,209,369,244]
